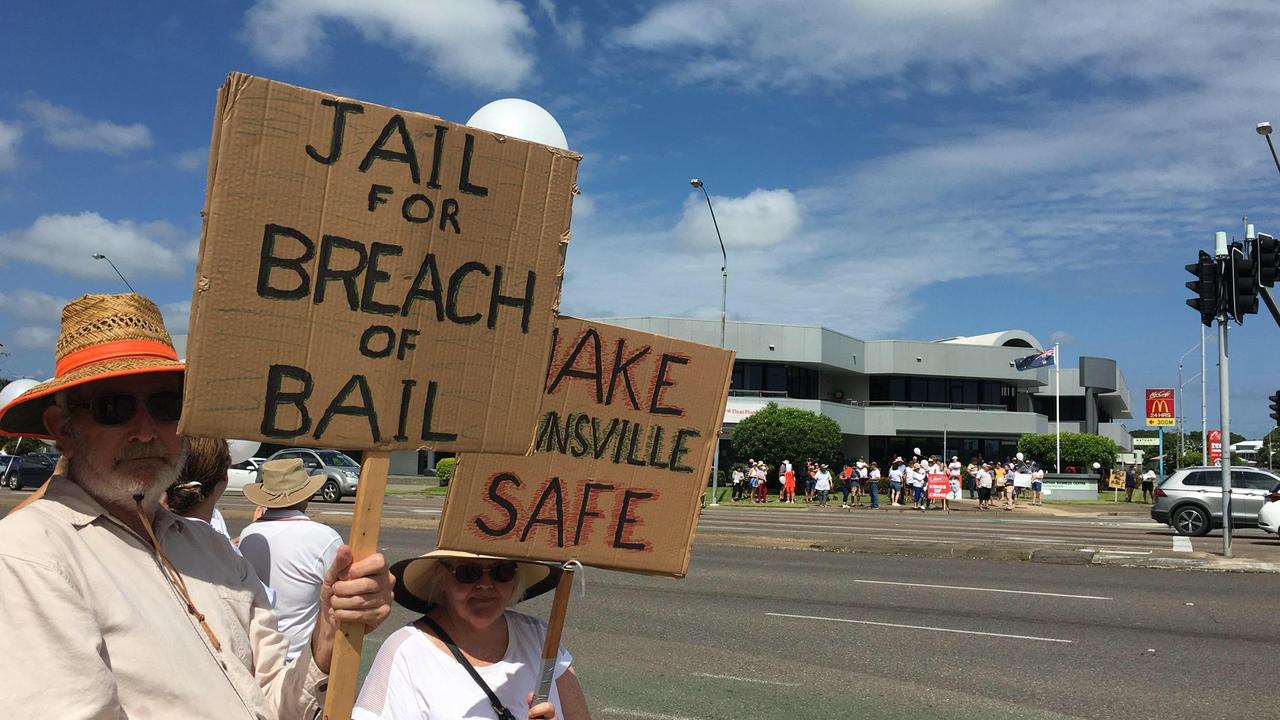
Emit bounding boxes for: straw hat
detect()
[391,549,559,613]
[0,294,183,438]
[243,458,327,508]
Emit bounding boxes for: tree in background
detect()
[730,402,842,470]
[1017,432,1120,471]
[434,457,457,487]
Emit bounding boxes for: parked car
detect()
[3,452,61,491]
[1257,489,1280,535]
[225,457,267,495]
[260,448,361,503]
[1151,466,1280,536]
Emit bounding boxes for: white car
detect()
[226,457,267,494]
[1258,489,1280,534]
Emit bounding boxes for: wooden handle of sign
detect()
[322,450,390,720]
[533,565,576,706]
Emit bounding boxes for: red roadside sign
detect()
[1145,388,1175,426]
[926,473,951,500]
[1208,429,1222,464]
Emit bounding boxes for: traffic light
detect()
[1228,241,1259,323]
[1185,250,1220,327]
[1271,391,1280,426]
[1255,233,1280,287]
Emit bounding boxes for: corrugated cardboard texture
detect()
[436,317,734,577]
[180,73,579,452]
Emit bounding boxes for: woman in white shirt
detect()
[814,465,833,507]
[356,550,590,720]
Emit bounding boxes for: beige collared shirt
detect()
[0,476,328,718]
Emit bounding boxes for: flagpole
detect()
[1054,343,1061,472]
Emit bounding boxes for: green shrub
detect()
[435,457,457,487]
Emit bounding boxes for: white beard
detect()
[68,430,187,514]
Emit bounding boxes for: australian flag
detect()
[1014,348,1056,371]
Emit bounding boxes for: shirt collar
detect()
[259,508,308,521]
[42,474,183,535]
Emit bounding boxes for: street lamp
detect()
[1176,341,1203,468]
[689,178,727,506]
[92,253,135,293]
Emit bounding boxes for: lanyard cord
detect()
[133,497,222,652]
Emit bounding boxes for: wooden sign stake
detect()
[533,561,577,705]
[323,450,391,720]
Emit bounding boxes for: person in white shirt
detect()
[238,459,344,660]
[1140,467,1157,504]
[888,460,905,506]
[976,463,994,509]
[814,464,833,507]
[164,436,236,545]
[909,462,927,510]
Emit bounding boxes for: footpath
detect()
[697,496,1280,574]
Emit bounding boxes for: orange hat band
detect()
[55,339,180,377]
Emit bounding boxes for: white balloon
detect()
[0,378,41,409]
[1016,452,1025,461]
[466,99,568,150]
[912,447,922,456]
[226,439,262,465]
[1093,462,1102,469]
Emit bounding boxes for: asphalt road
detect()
[217,519,1276,720]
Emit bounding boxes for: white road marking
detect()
[850,579,1111,600]
[408,508,441,514]
[1094,550,1152,556]
[691,672,800,687]
[319,510,354,515]
[768,612,1073,644]
[602,709,705,720]
[1172,536,1193,552]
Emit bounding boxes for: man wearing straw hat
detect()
[239,458,344,661]
[0,293,394,718]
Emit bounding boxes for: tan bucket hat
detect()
[243,458,327,508]
[0,293,184,438]
[391,549,559,613]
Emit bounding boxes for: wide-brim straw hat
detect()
[0,293,184,438]
[391,549,559,613]
[244,458,328,508]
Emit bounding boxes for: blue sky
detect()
[1,1,1278,439]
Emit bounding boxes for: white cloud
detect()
[614,1,1275,93]
[0,121,20,170]
[538,0,584,50]
[0,212,194,280]
[20,100,152,155]
[10,326,56,351]
[160,301,191,335]
[243,0,535,91]
[173,147,207,172]
[674,188,801,249]
[0,290,67,322]
[1049,331,1077,345]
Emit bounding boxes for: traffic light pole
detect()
[1217,314,1233,558]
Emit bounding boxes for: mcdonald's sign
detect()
[1145,388,1176,426]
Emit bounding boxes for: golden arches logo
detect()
[1149,398,1172,415]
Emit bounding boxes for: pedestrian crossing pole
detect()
[1214,231,1233,558]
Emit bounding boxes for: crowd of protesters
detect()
[726,454,1049,512]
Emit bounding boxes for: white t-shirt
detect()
[908,468,926,487]
[948,461,962,478]
[237,509,342,660]
[814,470,832,491]
[888,466,903,483]
[977,470,993,489]
[354,612,572,720]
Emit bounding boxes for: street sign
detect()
[1132,437,1161,447]
[1145,388,1176,426]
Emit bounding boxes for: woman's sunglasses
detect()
[445,561,519,584]
[71,391,183,426]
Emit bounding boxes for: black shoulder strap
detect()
[418,616,517,720]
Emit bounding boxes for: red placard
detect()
[1208,429,1222,464]
[1145,388,1175,426]
[926,473,951,499]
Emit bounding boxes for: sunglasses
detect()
[71,391,183,426]
[445,561,519,584]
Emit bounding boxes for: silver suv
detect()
[261,448,362,503]
[1151,466,1280,536]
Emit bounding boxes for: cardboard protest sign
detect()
[180,73,579,452]
[1108,470,1127,490]
[436,317,734,577]
[1013,472,1033,488]
[926,473,951,500]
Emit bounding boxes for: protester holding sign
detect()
[356,550,589,720]
[0,293,394,717]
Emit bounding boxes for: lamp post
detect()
[91,253,135,293]
[1176,341,1202,468]
[690,178,727,506]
